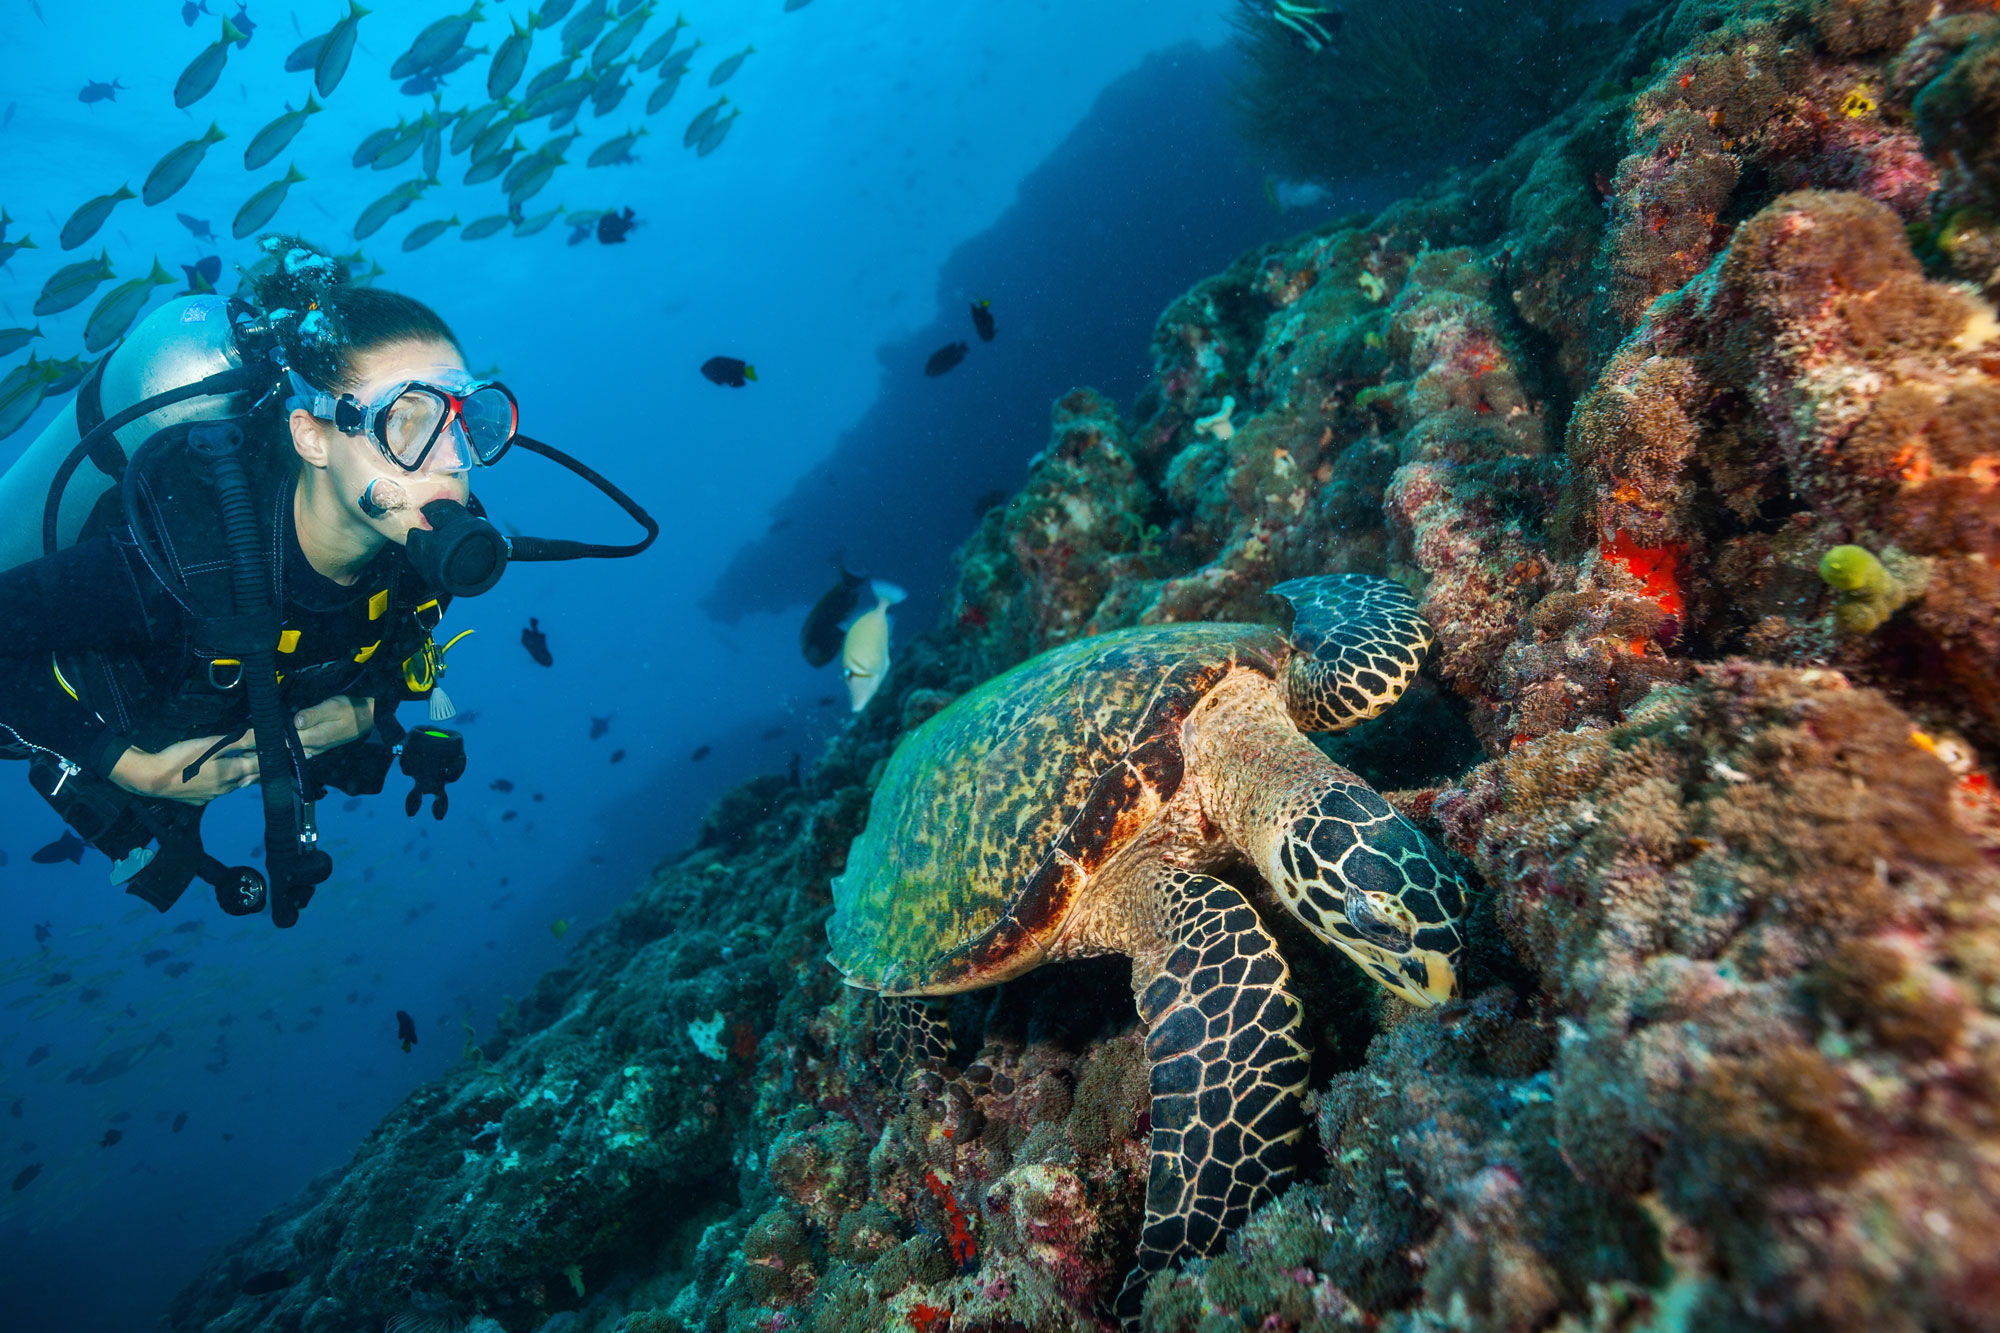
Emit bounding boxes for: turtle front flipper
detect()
[1116,870,1309,1323]
[1271,573,1432,733]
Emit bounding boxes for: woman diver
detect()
[0,234,649,924]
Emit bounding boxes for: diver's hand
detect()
[109,734,261,806]
[293,695,375,758]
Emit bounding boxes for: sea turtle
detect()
[827,573,1471,1316]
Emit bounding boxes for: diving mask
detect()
[286,367,518,473]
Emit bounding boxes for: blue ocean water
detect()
[0,3,1361,1328]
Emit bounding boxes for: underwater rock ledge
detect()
[170,1,2000,1330]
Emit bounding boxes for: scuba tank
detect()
[0,296,253,575]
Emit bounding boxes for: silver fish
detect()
[0,324,41,357]
[707,44,753,87]
[41,354,91,396]
[489,14,533,99]
[283,31,328,72]
[635,16,685,71]
[513,205,564,236]
[589,63,633,116]
[587,126,646,167]
[590,4,651,70]
[682,95,726,148]
[505,156,562,208]
[353,178,432,241]
[316,0,369,99]
[245,98,321,171]
[645,67,683,115]
[59,185,134,251]
[84,260,173,353]
[33,251,115,317]
[142,123,226,207]
[460,213,512,241]
[401,215,460,253]
[232,164,306,239]
[393,2,483,80]
[524,56,575,101]
[696,107,736,157]
[174,16,247,108]
[352,120,406,168]
[561,0,609,56]
[372,117,432,172]
[524,75,592,121]
[463,139,523,186]
[0,357,51,441]
[452,100,514,155]
[469,113,519,164]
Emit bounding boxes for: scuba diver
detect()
[0,235,654,925]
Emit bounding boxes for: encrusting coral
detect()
[168,3,2000,1332]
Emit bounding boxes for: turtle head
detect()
[1325,879,1464,1008]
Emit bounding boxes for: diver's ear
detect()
[289,408,332,470]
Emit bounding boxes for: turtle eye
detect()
[1344,886,1416,949]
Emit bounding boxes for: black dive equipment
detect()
[20,297,658,926]
[400,726,466,819]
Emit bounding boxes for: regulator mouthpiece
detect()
[405,499,507,597]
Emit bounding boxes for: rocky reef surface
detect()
[170,2,2000,1330]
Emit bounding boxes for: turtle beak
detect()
[1394,950,1458,1008]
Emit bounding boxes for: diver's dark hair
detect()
[247,233,462,394]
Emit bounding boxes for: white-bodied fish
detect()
[591,2,652,70]
[646,67,684,115]
[174,15,247,108]
[353,177,433,242]
[0,357,53,441]
[489,15,533,98]
[143,123,226,207]
[460,213,513,241]
[841,580,906,713]
[696,107,737,157]
[59,185,135,251]
[513,204,564,236]
[682,94,726,147]
[587,125,646,167]
[316,0,369,98]
[245,98,321,171]
[84,259,173,353]
[707,44,753,87]
[233,164,305,239]
[402,215,460,252]
[634,15,685,70]
[33,250,115,317]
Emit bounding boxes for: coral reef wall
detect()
[171,3,2000,1331]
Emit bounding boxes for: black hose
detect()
[502,433,658,561]
[188,421,329,927]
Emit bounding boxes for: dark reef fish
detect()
[924,341,968,377]
[700,355,756,387]
[690,744,711,761]
[141,948,169,966]
[241,1270,296,1296]
[597,205,638,243]
[609,748,626,764]
[11,1163,40,1192]
[78,78,128,104]
[489,778,515,793]
[589,715,611,739]
[163,961,193,978]
[180,254,222,293]
[26,1044,50,1067]
[521,617,553,666]
[969,298,995,341]
[100,1129,122,1147]
[800,562,869,667]
[395,1010,419,1052]
[172,1111,188,1133]
[31,830,83,864]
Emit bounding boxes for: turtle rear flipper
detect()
[1116,870,1309,1324]
[1271,573,1431,733]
